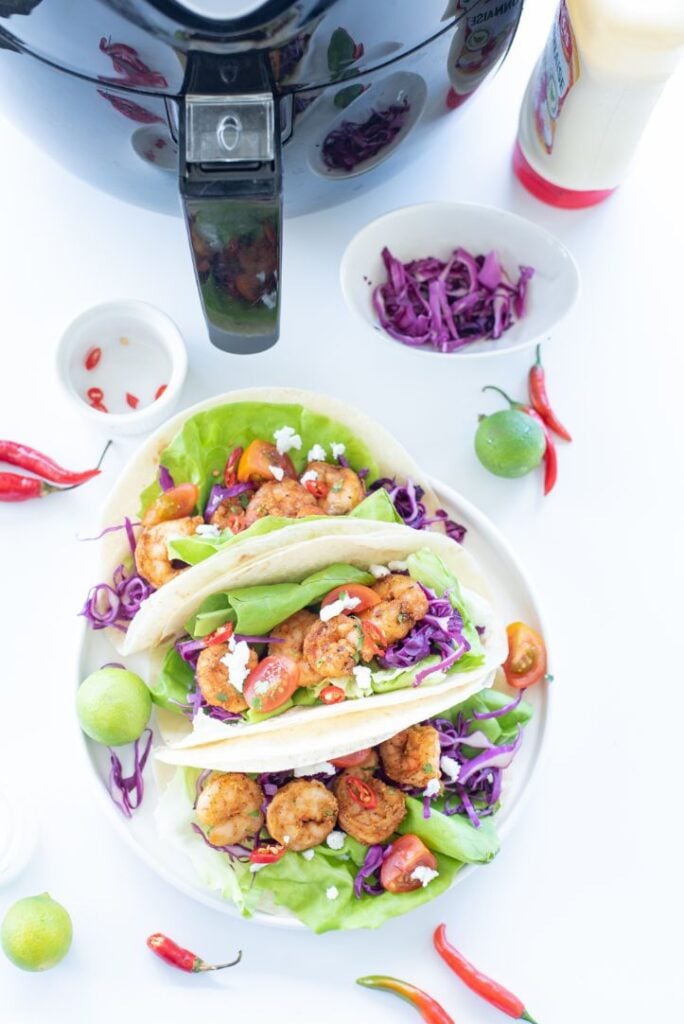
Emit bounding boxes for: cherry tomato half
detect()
[321,584,381,615]
[249,843,286,865]
[330,748,372,769]
[503,621,547,689]
[243,655,300,712]
[237,440,296,484]
[320,685,346,705]
[142,482,199,526]
[380,835,438,894]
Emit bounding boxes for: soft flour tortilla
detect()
[150,525,507,769]
[98,387,440,654]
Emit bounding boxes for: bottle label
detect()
[532,0,580,153]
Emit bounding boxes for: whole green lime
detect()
[475,409,546,478]
[1,893,72,972]
[76,667,151,747]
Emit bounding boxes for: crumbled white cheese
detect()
[195,522,221,538]
[293,761,336,777]
[388,560,408,572]
[249,863,268,874]
[273,426,302,455]
[440,755,461,783]
[301,849,315,861]
[330,442,346,461]
[352,665,373,695]
[219,639,252,693]
[326,830,345,851]
[269,464,285,482]
[325,885,339,901]
[300,469,318,486]
[307,443,327,462]
[369,564,391,579]
[320,593,361,621]
[283,834,291,845]
[410,865,439,888]
[424,778,441,798]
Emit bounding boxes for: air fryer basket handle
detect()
[180,52,282,354]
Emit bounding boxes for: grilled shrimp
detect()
[134,516,204,588]
[195,772,264,847]
[268,610,322,687]
[379,725,441,789]
[243,479,320,527]
[360,574,429,645]
[304,462,365,515]
[265,779,338,852]
[210,497,246,532]
[334,772,406,845]
[195,643,257,713]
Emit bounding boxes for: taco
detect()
[80,388,465,653]
[154,685,533,932]
[144,526,507,759]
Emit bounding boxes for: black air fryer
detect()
[0,0,524,352]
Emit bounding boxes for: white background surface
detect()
[1,2,683,1021]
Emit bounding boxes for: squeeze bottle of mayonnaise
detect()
[514,0,684,207]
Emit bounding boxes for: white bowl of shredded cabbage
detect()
[340,202,580,358]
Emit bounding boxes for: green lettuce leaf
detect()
[149,647,195,712]
[186,563,374,638]
[168,488,401,567]
[139,401,380,514]
[399,797,500,862]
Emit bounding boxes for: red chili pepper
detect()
[204,623,234,646]
[87,386,104,404]
[91,402,109,414]
[482,386,557,496]
[345,775,377,809]
[146,933,241,974]
[434,924,538,1022]
[304,477,329,500]
[320,684,346,705]
[126,392,140,409]
[357,976,454,1024]
[223,446,243,487]
[154,384,168,401]
[0,440,108,487]
[249,843,286,865]
[0,473,65,502]
[84,346,102,371]
[529,345,572,442]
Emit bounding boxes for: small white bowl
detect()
[56,300,188,437]
[340,202,580,358]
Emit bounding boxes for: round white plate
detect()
[77,477,550,928]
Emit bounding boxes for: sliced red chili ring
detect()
[91,402,109,414]
[345,775,377,809]
[320,685,346,705]
[126,392,140,409]
[224,446,243,487]
[84,346,102,371]
[205,623,234,646]
[249,843,286,865]
[87,386,104,403]
[155,384,168,400]
[304,478,329,500]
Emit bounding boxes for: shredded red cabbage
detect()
[80,518,153,632]
[107,728,152,818]
[369,477,466,543]
[204,482,253,522]
[322,97,410,172]
[373,245,534,352]
[472,688,524,720]
[353,843,388,898]
[379,585,470,685]
[159,466,174,492]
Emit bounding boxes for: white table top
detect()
[2,2,682,1021]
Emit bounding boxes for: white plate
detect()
[340,201,580,358]
[77,477,550,928]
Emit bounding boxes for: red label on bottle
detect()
[532,0,580,153]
